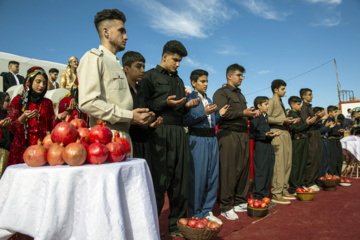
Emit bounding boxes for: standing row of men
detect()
[1,61,60,91]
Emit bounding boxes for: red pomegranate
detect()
[80,140,90,151]
[43,135,53,145]
[52,115,78,145]
[106,139,126,162]
[23,140,47,167]
[77,127,90,143]
[62,139,87,166]
[89,120,112,145]
[47,143,65,166]
[87,141,109,164]
[43,144,51,150]
[114,132,131,159]
[70,115,87,129]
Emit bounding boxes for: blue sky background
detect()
[0,0,359,109]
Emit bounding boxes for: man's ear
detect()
[191,80,196,88]
[102,27,109,39]
[123,66,130,75]
[162,53,167,62]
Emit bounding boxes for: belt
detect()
[218,124,247,133]
[188,128,216,137]
[269,124,288,131]
[328,136,341,140]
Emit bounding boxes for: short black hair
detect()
[94,9,126,35]
[8,61,19,66]
[337,114,345,122]
[313,107,324,114]
[288,96,302,107]
[254,96,269,109]
[162,40,188,57]
[300,88,312,100]
[122,51,145,68]
[190,69,208,84]
[327,105,338,113]
[348,108,352,113]
[226,64,245,78]
[49,68,59,74]
[271,79,286,93]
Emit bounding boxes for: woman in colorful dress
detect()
[7,67,66,166]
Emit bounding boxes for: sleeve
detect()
[213,89,243,120]
[7,96,23,135]
[45,99,56,131]
[267,99,284,125]
[58,97,69,114]
[183,96,207,127]
[78,51,133,125]
[300,105,310,120]
[317,122,330,134]
[140,73,169,112]
[2,74,10,92]
[249,118,267,141]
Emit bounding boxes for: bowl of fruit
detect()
[318,174,340,191]
[177,217,221,240]
[339,178,352,187]
[247,197,270,218]
[296,188,316,202]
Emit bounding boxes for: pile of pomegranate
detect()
[340,178,352,183]
[247,197,270,208]
[23,117,131,167]
[318,174,340,181]
[296,188,314,193]
[178,217,220,231]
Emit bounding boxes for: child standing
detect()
[287,96,316,193]
[325,105,344,176]
[250,96,280,201]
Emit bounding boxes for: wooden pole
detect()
[334,58,341,103]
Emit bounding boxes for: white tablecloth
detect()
[341,135,360,161]
[0,159,159,240]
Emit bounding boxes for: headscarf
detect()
[19,66,48,112]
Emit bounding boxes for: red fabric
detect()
[58,96,89,127]
[6,95,56,166]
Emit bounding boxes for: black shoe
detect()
[268,202,277,209]
[169,230,184,237]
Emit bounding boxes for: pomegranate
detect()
[43,135,53,145]
[43,144,51,150]
[62,139,87,166]
[52,115,78,146]
[178,218,188,225]
[114,132,131,158]
[77,127,90,143]
[47,143,65,166]
[208,222,220,230]
[80,140,90,151]
[195,221,206,229]
[70,115,87,129]
[248,198,254,205]
[23,140,47,167]
[187,219,196,228]
[261,202,267,208]
[254,201,261,208]
[89,120,112,145]
[87,141,109,164]
[106,139,126,162]
[262,197,270,205]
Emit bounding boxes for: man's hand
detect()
[65,98,76,112]
[283,117,295,125]
[131,108,152,126]
[150,116,163,128]
[338,129,345,133]
[0,117,11,128]
[55,111,69,121]
[306,116,317,125]
[329,121,336,128]
[266,131,281,138]
[186,98,200,109]
[204,103,217,115]
[315,111,325,119]
[243,108,261,118]
[167,95,186,107]
[219,105,230,116]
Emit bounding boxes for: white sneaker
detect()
[233,203,247,212]
[308,184,320,192]
[221,209,239,220]
[206,212,223,225]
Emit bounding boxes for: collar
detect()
[225,84,240,92]
[303,102,312,107]
[194,90,207,100]
[155,65,178,77]
[99,45,119,62]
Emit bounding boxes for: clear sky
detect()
[0,0,359,109]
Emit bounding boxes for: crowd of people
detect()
[0,8,360,239]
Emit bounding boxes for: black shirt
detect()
[128,84,149,142]
[325,117,341,137]
[140,65,188,126]
[0,110,13,150]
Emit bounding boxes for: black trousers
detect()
[328,139,343,176]
[132,141,151,167]
[289,138,308,193]
[217,130,250,212]
[147,125,190,232]
[252,140,275,200]
[304,130,322,187]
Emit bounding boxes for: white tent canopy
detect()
[0,51,67,92]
